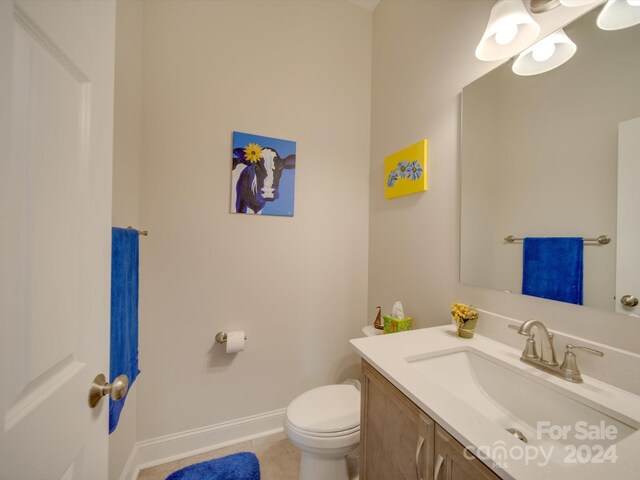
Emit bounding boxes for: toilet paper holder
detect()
[215,332,247,344]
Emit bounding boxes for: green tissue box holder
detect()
[383,315,413,334]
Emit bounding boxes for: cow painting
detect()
[230,132,297,216]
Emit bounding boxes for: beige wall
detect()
[110,0,143,478]
[137,0,372,440]
[108,0,640,466]
[369,0,497,330]
[369,0,640,354]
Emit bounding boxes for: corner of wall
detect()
[110,0,144,479]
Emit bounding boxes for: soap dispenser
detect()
[374,306,383,330]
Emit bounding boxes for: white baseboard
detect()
[120,408,286,480]
[119,444,139,480]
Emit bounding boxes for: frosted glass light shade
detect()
[512,29,577,76]
[475,0,541,61]
[597,0,640,30]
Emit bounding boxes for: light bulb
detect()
[475,0,540,61]
[598,0,640,30]
[532,41,557,62]
[495,23,518,45]
[513,28,576,76]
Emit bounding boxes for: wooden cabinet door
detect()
[361,360,434,480]
[434,425,502,480]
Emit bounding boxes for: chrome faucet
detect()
[517,319,558,366]
[509,320,603,383]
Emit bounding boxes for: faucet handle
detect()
[508,324,538,359]
[565,344,604,357]
[560,344,604,383]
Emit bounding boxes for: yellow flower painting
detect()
[384,140,428,199]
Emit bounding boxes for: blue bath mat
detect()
[165,452,260,480]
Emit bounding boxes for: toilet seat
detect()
[284,384,361,452]
[285,384,360,434]
[285,420,360,438]
[284,383,361,480]
[284,417,360,452]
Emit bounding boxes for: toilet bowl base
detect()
[299,449,352,480]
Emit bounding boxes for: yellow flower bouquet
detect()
[450,302,479,339]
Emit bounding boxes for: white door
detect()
[0,1,115,479]
[615,117,640,316]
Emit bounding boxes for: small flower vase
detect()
[457,318,477,339]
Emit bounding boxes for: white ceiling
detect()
[345,0,381,12]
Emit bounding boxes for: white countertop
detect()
[350,326,640,480]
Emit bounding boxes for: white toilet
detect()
[284,325,380,480]
[284,383,360,480]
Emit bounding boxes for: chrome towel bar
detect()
[127,226,148,236]
[504,235,610,245]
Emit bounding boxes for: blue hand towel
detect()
[110,227,141,434]
[522,237,584,305]
[165,452,260,480]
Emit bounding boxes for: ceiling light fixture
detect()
[530,0,561,13]
[512,28,577,75]
[475,0,541,61]
[596,0,640,30]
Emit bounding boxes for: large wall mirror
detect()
[461,5,640,315]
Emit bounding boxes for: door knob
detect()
[620,295,639,308]
[88,373,129,408]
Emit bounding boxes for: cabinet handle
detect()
[434,454,444,480]
[415,435,425,480]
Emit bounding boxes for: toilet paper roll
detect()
[226,331,245,353]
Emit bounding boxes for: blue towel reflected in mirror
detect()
[522,237,584,305]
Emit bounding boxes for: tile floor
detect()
[136,431,359,480]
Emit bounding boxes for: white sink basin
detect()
[406,347,636,455]
[352,326,640,479]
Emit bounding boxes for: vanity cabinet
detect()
[360,360,434,480]
[434,425,501,480]
[360,360,501,480]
